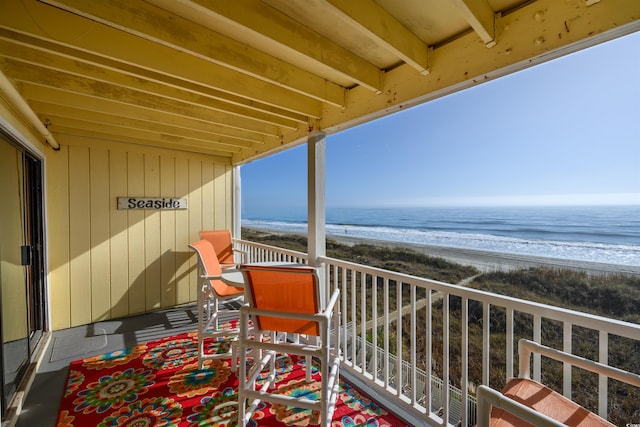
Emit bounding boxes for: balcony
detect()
[233,238,640,426]
[17,239,640,427]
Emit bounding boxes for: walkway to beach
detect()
[364,273,482,332]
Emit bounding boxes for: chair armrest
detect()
[518,339,640,387]
[324,288,340,314]
[219,263,238,269]
[232,248,247,263]
[476,385,567,427]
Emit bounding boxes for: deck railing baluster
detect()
[235,239,640,426]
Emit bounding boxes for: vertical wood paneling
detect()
[68,145,92,326]
[89,148,111,322]
[109,151,129,318]
[188,159,202,302]
[160,156,176,308]
[144,155,161,310]
[48,145,71,330]
[127,152,146,315]
[175,157,190,305]
[47,136,233,329]
[214,162,228,229]
[201,161,214,230]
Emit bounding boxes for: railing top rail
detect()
[319,255,640,341]
[235,238,309,261]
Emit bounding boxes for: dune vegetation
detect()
[241,229,640,424]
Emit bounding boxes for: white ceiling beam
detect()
[39,0,348,105]
[450,0,496,47]
[324,0,431,75]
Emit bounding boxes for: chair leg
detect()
[305,355,312,382]
[198,285,205,370]
[238,311,248,426]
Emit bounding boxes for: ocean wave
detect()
[242,219,640,267]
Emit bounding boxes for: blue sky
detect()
[241,31,639,212]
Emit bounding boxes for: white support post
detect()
[307,131,326,266]
[233,165,242,240]
[307,132,326,300]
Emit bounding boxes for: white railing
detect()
[235,239,640,427]
[345,324,478,426]
[235,239,308,265]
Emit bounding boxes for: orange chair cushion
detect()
[190,239,243,297]
[242,265,320,336]
[199,230,236,265]
[490,378,614,427]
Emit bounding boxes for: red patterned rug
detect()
[55,326,408,426]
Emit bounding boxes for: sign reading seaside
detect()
[117,197,187,210]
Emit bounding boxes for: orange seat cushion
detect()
[490,378,614,427]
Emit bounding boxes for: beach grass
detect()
[241,228,479,284]
[241,228,640,424]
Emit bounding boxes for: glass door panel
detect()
[0,140,29,412]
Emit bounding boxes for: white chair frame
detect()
[237,265,341,427]
[189,239,243,370]
[476,338,640,427]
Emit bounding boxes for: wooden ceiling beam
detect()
[46,116,243,154]
[315,0,640,152]
[51,125,235,157]
[30,101,258,149]
[0,2,326,115]
[324,0,431,75]
[39,0,347,105]
[5,61,292,136]
[0,42,306,127]
[16,84,279,144]
[450,0,496,47]
[156,0,383,92]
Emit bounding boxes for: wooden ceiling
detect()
[1,0,638,163]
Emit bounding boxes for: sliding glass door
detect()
[0,134,45,415]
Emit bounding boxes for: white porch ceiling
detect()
[1,0,638,163]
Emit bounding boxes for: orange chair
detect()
[237,264,340,427]
[476,339,640,427]
[199,230,246,269]
[189,239,244,369]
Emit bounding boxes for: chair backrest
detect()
[189,239,242,297]
[240,265,320,336]
[199,230,235,265]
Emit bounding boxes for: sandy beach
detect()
[243,226,640,277]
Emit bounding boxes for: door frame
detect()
[0,118,49,418]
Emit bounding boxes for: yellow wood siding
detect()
[47,135,233,329]
[48,144,71,330]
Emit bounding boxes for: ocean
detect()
[242,205,640,267]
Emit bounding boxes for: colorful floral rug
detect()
[55,326,408,426]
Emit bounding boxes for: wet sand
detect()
[243,226,640,277]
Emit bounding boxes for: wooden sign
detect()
[117,197,187,210]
